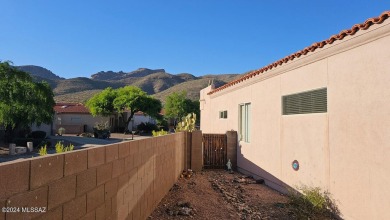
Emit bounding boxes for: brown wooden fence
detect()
[202,134,227,169]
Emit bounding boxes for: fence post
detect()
[184,132,192,170]
[226,130,238,170]
[191,130,203,171]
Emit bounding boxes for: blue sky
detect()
[1,1,389,78]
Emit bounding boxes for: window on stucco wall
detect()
[219,110,227,119]
[239,103,251,143]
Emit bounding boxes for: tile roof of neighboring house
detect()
[208,11,390,95]
[54,103,90,114]
[54,103,165,115]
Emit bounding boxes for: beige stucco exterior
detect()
[55,112,156,134]
[200,19,390,219]
[55,113,113,134]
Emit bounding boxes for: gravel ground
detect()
[150,170,296,220]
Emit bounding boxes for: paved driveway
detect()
[0,134,153,163]
[50,135,119,146]
[49,134,152,148]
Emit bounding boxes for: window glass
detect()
[239,103,250,142]
[219,110,227,119]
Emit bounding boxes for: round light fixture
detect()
[292,160,299,171]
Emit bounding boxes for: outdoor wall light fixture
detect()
[292,160,299,171]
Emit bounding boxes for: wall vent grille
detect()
[282,88,327,115]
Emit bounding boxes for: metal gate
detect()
[202,134,227,169]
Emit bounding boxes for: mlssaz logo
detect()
[21,207,47,213]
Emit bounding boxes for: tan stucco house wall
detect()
[200,12,390,220]
[55,113,113,134]
[52,103,114,134]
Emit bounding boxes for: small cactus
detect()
[175,113,197,132]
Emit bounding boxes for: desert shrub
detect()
[152,129,169,137]
[55,142,64,153]
[79,133,93,137]
[39,145,47,156]
[137,122,158,133]
[30,131,47,139]
[288,186,340,219]
[58,127,66,135]
[157,118,169,131]
[55,142,74,153]
[93,121,110,139]
[94,121,110,130]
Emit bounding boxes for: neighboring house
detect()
[53,103,115,134]
[31,103,159,134]
[121,111,157,132]
[200,11,390,220]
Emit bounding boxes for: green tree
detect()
[0,61,55,142]
[86,86,162,133]
[164,91,200,126]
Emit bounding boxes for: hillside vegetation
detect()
[17,65,242,103]
[153,78,236,102]
[54,89,103,103]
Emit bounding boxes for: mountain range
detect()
[15,65,242,103]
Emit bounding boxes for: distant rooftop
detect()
[54,103,162,115]
[54,103,90,114]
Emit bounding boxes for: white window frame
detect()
[239,103,251,143]
[219,110,227,119]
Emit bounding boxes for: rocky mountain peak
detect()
[16,65,64,80]
[91,68,166,80]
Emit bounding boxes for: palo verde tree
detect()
[0,61,55,142]
[164,91,200,126]
[86,86,162,133]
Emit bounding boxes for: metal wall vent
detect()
[282,88,327,115]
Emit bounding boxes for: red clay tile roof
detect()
[208,11,390,95]
[54,103,90,114]
[54,104,164,115]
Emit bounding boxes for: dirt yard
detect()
[150,170,296,220]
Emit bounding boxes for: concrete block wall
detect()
[0,132,185,220]
[226,131,238,170]
[190,131,203,172]
[184,132,191,170]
